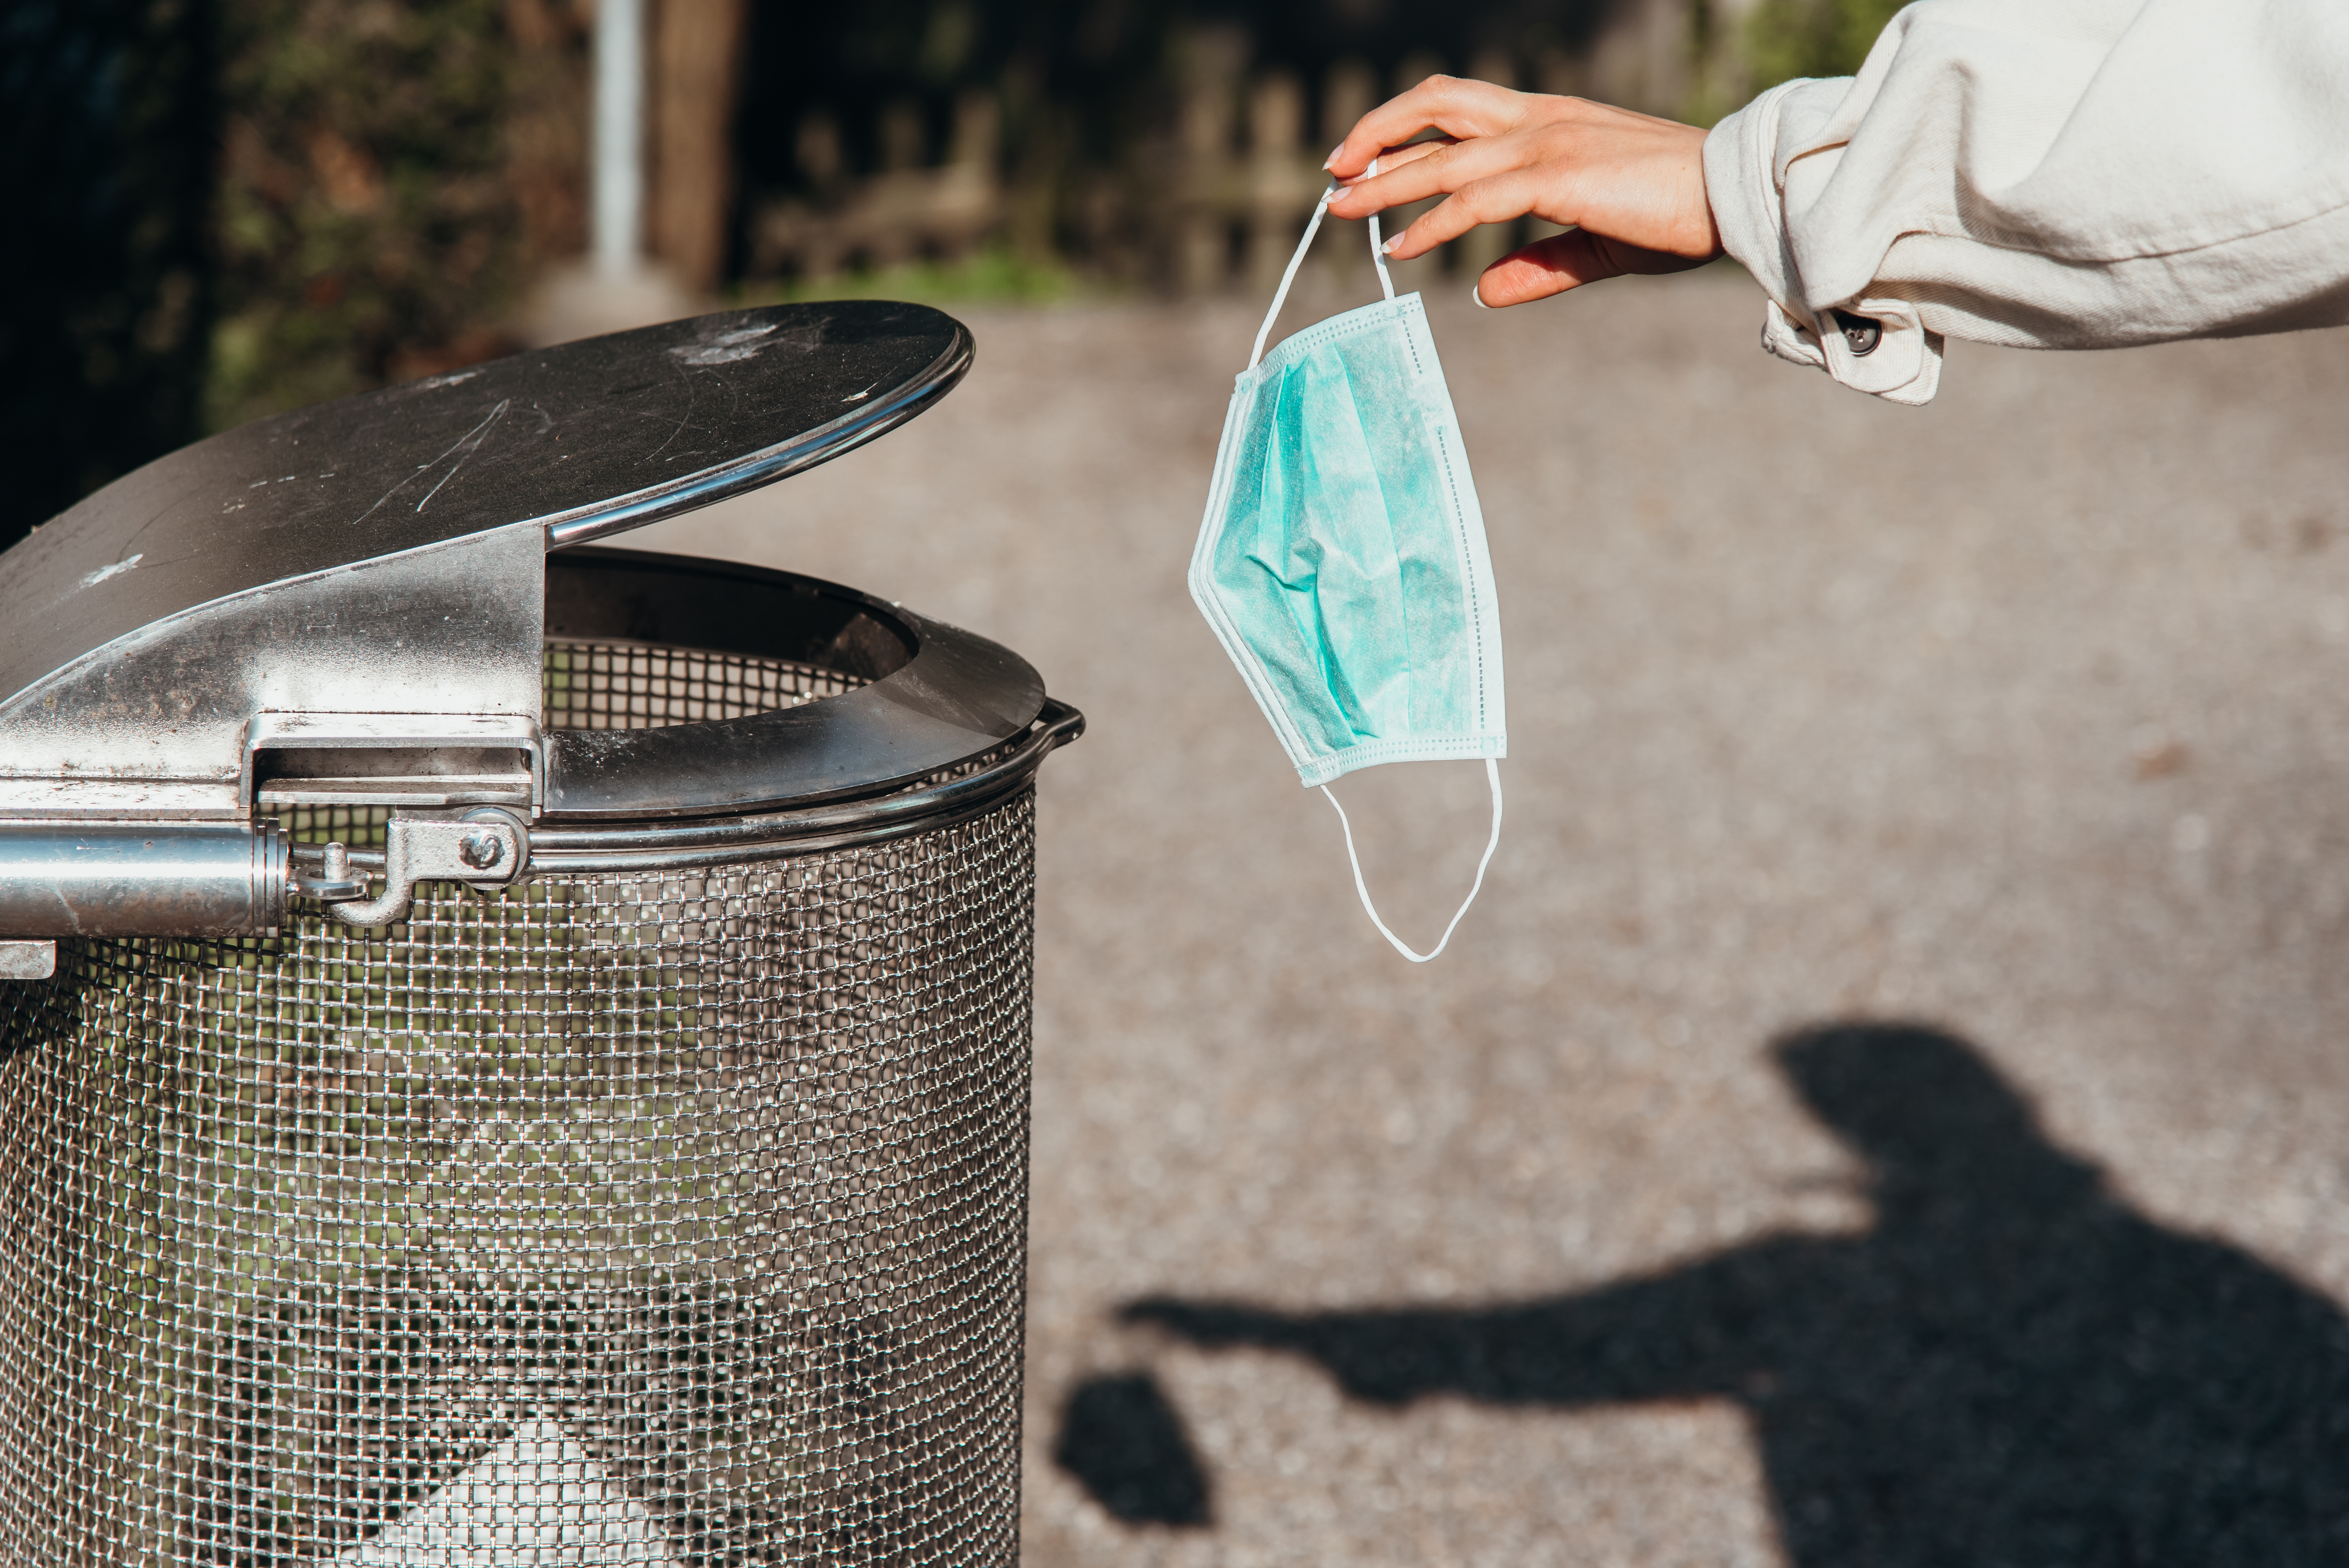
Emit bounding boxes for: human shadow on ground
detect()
[1126,1024,2349,1566]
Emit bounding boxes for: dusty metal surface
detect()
[0,527,548,822]
[0,941,54,980]
[0,299,1071,1564]
[0,303,971,709]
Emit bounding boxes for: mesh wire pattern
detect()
[0,637,1038,1567]
[542,641,861,734]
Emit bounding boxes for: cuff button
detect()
[1832,310,1882,357]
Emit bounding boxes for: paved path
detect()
[645,267,2349,1568]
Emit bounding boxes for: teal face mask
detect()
[1190,180,1507,961]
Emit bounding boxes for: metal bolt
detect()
[457,829,507,871]
[322,842,351,879]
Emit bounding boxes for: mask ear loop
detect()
[1320,757,1503,963]
[1247,158,1398,371]
[1365,173,1397,301]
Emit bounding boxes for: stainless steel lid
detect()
[0,302,1075,948]
[0,301,998,823]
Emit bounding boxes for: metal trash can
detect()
[0,304,1078,1566]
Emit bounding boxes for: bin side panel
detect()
[0,790,1035,1568]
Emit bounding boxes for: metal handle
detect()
[0,823,287,939]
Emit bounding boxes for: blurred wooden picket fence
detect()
[748,92,1004,280]
[746,0,1704,294]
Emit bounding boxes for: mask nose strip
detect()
[1320,757,1503,962]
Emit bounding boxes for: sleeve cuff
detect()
[1704,80,1813,311]
[1761,299,1944,407]
[1706,80,1944,407]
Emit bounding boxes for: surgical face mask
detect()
[1190,179,1507,962]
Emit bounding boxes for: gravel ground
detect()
[639,264,2349,1567]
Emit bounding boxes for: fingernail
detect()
[1324,143,1344,169]
[1470,281,1490,309]
[1381,234,1402,255]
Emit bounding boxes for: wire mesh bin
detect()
[0,803,1037,1564]
[0,307,1078,1564]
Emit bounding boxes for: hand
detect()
[1326,77,1722,306]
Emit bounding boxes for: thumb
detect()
[1476,230,1708,305]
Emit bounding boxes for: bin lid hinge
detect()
[244,713,545,816]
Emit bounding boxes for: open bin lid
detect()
[0,302,1045,826]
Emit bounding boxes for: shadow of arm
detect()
[1126,1237,1821,1409]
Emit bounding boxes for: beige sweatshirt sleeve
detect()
[1702,0,2349,406]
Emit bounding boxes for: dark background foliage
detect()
[1,0,217,546]
[734,0,1622,273]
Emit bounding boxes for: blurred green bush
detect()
[205,0,526,431]
[1743,0,1910,90]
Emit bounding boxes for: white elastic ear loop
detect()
[1246,158,1398,370]
[1365,203,1397,301]
[1320,757,1503,963]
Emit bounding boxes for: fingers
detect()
[1474,233,1627,305]
[1328,134,1522,223]
[1367,167,1547,258]
[1321,80,1722,283]
[1327,75,1529,180]
[1472,231,1711,306]
[1326,136,1449,218]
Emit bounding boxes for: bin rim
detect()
[535,547,1067,825]
[526,697,1080,871]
